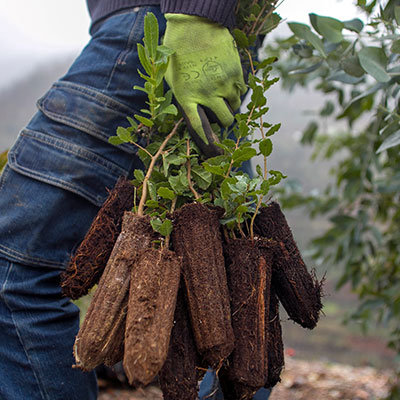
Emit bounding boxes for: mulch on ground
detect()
[98,357,395,400]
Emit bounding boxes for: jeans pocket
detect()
[8,129,126,206]
[0,129,128,268]
[37,81,139,155]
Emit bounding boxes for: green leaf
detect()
[232,147,257,164]
[309,14,344,43]
[288,61,324,75]
[158,186,175,200]
[251,86,267,108]
[191,165,212,190]
[259,139,273,157]
[266,123,281,137]
[158,104,178,116]
[133,85,148,94]
[344,82,385,111]
[135,114,154,127]
[268,170,286,185]
[232,28,249,49]
[127,116,138,130]
[143,12,159,60]
[221,177,236,200]
[116,127,132,143]
[340,56,365,78]
[137,43,152,75]
[260,180,270,195]
[391,40,400,54]
[203,163,227,177]
[327,71,363,84]
[150,217,173,237]
[146,200,159,209]
[158,219,173,237]
[168,172,188,195]
[330,214,356,228]
[320,101,335,116]
[167,154,186,166]
[157,44,175,58]
[358,47,391,83]
[377,130,400,153]
[155,62,168,86]
[288,22,326,58]
[148,181,157,201]
[395,5,400,25]
[293,43,314,58]
[134,169,145,183]
[343,18,364,33]
[236,205,248,214]
[108,136,125,146]
[150,217,162,232]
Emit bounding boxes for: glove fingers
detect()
[178,102,223,158]
[179,103,208,144]
[224,75,247,111]
[204,98,235,128]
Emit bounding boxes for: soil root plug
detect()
[73,212,157,370]
[172,203,234,367]
[159,285,204,400]
[222,238,272,391]
[265,287,285,388]
[61,177,135,299]
[123,248,181,386]
[254,202,323,329]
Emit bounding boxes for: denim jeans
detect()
[0,5,268,399]
[0,6,164,400]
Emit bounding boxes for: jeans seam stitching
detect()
[37,108,138,155]
[1,263,50,400]
[105,8,144,91]
[51,81,137,114]
[0,244,66,269]
[19,130,126,176]
[0,163,11,193]
[9,164,103,206]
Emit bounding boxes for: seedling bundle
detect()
[61,4,323,399]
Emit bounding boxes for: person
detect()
[0,1,270,399]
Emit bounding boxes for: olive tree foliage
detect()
[266,0,400,370]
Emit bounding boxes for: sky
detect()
[0,0,361,87]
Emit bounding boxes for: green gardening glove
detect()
[163,14,247,157]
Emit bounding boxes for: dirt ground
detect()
[98,356,395,400]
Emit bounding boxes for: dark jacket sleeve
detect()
[161,0,238,28]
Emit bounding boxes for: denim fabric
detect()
[0,6,165,269]
[0,6,165,400]
[0,258,97,400]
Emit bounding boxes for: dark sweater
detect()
[86,0,237,30]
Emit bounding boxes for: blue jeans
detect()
[0,5,267,399]
[0,6,164,400]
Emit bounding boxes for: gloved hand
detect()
[163,14,247,157]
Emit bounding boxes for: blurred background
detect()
[0,0,396,394]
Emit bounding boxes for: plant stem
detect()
[137,118,183,216]
[186,139,200,200]
[238,214,246,238]
[130,140,153,159]
[164,197,178,250]
[225,135,241,178]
